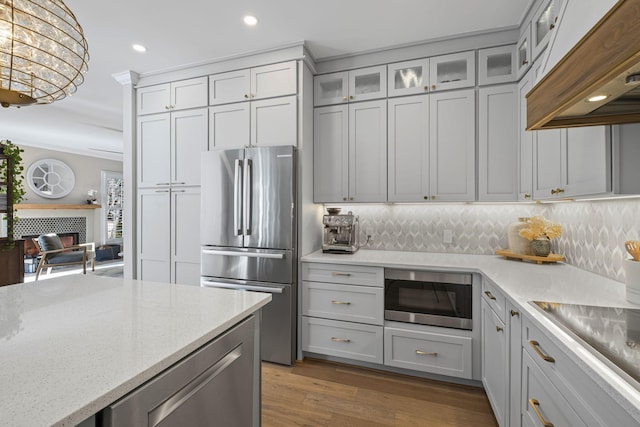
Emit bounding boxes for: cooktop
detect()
[531,301,640,389]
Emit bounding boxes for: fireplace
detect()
[23,233,80,257]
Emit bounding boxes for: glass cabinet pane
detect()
[393,66,424,91]
[430,51,475,91]
[354,72,381,95]
[486,53,513,78]
[388,59,429,97]
[436,59,467,83]
[0,213,6,239]
[313,72,348,106]
[319,79,344,99]
[519,41,528,67]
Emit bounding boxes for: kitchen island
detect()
[0,275,271,427]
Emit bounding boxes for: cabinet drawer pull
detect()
[330,337,351,343]
[496,326,504,333]
[415,350,438,356]
[331,272,352,277]
[156,183,171,186]
[331,300,351,305]
[484,291,497,300]
[529,399,554,427]
[529,340,555,363]
[510,309,520,317]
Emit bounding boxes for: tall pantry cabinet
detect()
[136,79,207,285]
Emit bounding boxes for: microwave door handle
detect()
[233,159,242,236]
[243,158,252,235]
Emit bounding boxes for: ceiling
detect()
[0,0,532,161]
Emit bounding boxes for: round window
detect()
[27,159,76,199]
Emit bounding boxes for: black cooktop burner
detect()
[531,301,640,389]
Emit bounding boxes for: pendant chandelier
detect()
[0,0,89,108]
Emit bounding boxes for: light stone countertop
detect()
[0,275,271,427]
[301,249,640,421]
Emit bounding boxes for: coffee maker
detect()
[322,208,359,253]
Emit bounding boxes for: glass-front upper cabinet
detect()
[478,45,517,86]
[387,59,430,97]
[314,66,386,106]
[532,0,565,60]
[517,23,532,79]
[429,51,475,92]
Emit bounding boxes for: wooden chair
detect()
[32,234,96,280]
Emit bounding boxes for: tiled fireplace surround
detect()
[335,198,640,283]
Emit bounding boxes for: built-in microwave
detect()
[384,269,473,330]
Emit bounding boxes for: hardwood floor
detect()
[262,358,498,427]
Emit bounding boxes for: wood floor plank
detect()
[262,358,498,427]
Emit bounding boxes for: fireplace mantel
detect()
[14,204,102,210]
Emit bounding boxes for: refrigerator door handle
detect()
[202,249,284,259]
[243,158,252,235]
[233,159,242,236]
[202,280,284,294]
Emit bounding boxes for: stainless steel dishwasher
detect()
[102,315,259,427]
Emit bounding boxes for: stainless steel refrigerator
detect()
[200,145,296,365]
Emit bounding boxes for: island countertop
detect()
[0,275,271,427]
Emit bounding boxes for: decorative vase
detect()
[507,217,532,255]
[531,237,551,257]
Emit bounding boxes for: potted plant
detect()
[518,215,562,257]
[0,140,26,248]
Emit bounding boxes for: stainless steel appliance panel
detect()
[201,246,293,285]
[103,316,257,427]
[201,278,295,366]
[244,146,295,250]
[201,149,245,248]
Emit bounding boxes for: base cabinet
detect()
[482,299,507,427]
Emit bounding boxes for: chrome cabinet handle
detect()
[415,350,438,356]
[529,399,554,427]
[484,291,497,301]
[331,300,351,305]
[331,272,352,277]
[510,309,520,317]
[529,340,555,363]
[330,337,351,343]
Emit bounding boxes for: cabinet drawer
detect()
[384,327,472,379]
[301,262,383,287]
[302,281,383,325]
[522,351,586,427]
[302,317,383,364]
[482,280,506,322]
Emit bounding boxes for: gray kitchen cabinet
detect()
[533,126,611,199]
[478,84,518,201]
[429,89,476,201]
[208,61,297,105]
[103,315,260,427]
[137,108,208,188]
[507,302,523,427]
[478,45,517,86]
[313,100,387,202]
[428,51,475,92]
[518,68,534,201]
[137,77,208,116]
[387,95,430,202]
[301,262,384,364]
[482,298,507,427]
[209,96,297,149]
[387,58,430,97]
[531,0,565,61]
[314,65,387,106]
[137,186,201,286]
[516,23,532,79]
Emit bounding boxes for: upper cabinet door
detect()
[171,108,209,186]
[478,45,517,86]
[137,84,171,116]
[532,0,565,60]
[387,59,430,97]
[563,126,611,197]
[533,128,564,199]
[170,77,209,111]
[517,23,532,79]
[209,103,250,149]
[250,61,297,100]
[209,69,251,105]
[313,105,349,202]
[518,69,535,201]
[314,72,349,107]
[429,51,475,92]
[250,95,297,147]
[137,114,171,187]
[348,65,387,102]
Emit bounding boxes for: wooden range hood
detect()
[527,0,640,130]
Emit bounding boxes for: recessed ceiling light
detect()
[132,44,147,53]
[244,15,258,26]
[587,94,608,103]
